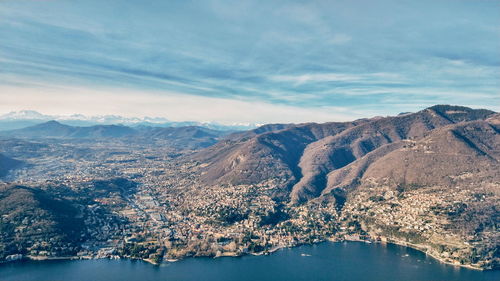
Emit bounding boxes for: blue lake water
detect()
[0,242,498,281]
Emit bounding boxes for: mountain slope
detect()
[337,117,499,269]
[168,104,499,269]
[193,121,366,196]
[191,105,495,202]
[140,126,229,149]
[0,184,85,260]
[289,105,494,203]
[360,119,499,187]
[0,154,23,178]
[322,115,500,199]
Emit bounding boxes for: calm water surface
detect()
[0,242,498,281]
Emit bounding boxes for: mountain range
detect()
[193,105,497,202]
[0,120,230,150]
[0,104,498,269]
[187,104,499,268]
[0,110,258,131]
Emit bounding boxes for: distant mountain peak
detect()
[44,120,63,125]
[34,120,69,128]
[0,110,258,131]
[0,110,51,120]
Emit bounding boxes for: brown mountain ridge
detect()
[193,105,496,203]
[187,104,498,269]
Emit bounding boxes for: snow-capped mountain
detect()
[0,110,51,120]
[0,110,258,131]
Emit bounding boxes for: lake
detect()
[0,242,498,281]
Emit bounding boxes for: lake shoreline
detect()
[382,239,485,271]
[1,239,494,271]
[2,241,498,281]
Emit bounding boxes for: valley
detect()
[0,105,498,270]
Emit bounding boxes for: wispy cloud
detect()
[329,34,352,45]
[0,85,376,124]
[270,72,408,86]
[0,0,499,122]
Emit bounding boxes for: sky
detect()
[0,0,499,124]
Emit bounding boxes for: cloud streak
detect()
[0,85,376,124]
[0,0,499,122]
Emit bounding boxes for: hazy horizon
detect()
[0,103,498,127]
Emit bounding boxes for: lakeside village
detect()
[3,141,495,270]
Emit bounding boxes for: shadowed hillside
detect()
[0,184,85,260]
[0,154,23,178]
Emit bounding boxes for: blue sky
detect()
[0,0,499,123]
